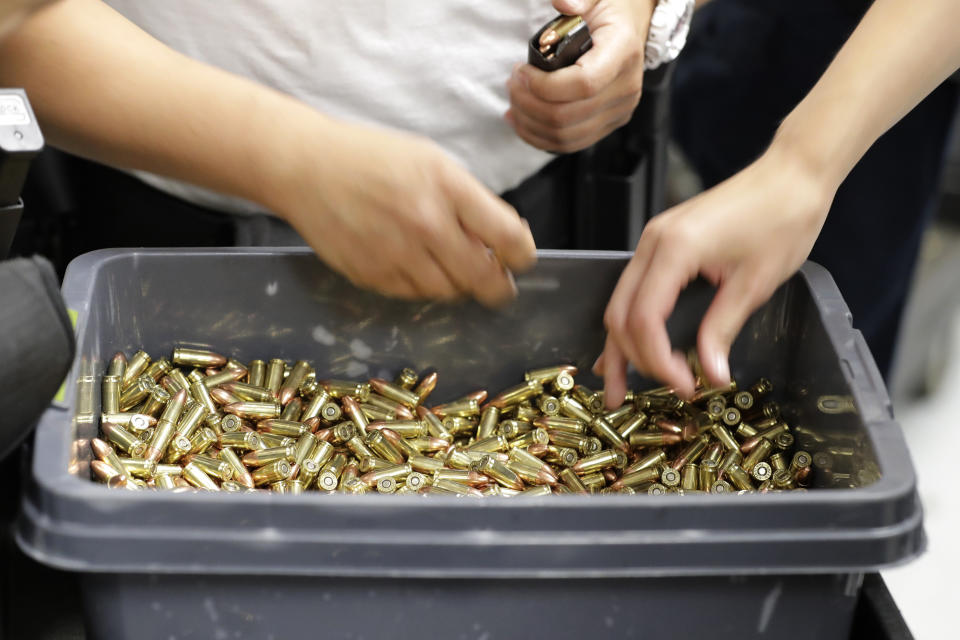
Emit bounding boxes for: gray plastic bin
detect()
[17,248,923,640]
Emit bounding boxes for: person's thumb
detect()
[552,1,599,16]
[697,270,774,388]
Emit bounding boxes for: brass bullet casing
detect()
[259,418,310,438]
[538,395,561,416]
[559,395,593,423]
[487,379,543,409]
[101,412,156,432]
[119,375,155,412]
[139,386,171,418]
[479,455,524,491]
[710,480,734,494]
[264,358,286,394]
[189,380,219,417]
[589,417,628,452]
[331,422,357,445]
[726,464,754,491]
[408,454,444,474]
[218,413,245,434]
[572,450,628,475]
[775,432,796,450]
[516,485,552,498]
[525,364,577,384]
[660,466,681,487]
[741,422,789,453]
[201,366,245,389]
[247,359,266,388]
[611,467,660,490]
[163,434,194,465]
[476,406,500,440]
[163,369,192,395]
[749,378,773,397]
[416,405,452,441]
[154,474,177,490]
[534,416,585,434]
[278,360,311,406]
[252,460,292,486]
[107,351,127,379]
[407,370,436,403]
[366,430,405,464]
[772,469,796,490]
[341,396,370,434]
[368,378,420,409]
[681,463,699,491]
[90,460,129,489]
[183,462,220,491]
[544,446,579,468]
[628,431,682,448]
[366,394,415,420]
[722,406,741,427]
[218,430,262,452]
[258,433,294,449]
[734,391,754,411]
[625,449,667,474]
[121,350,151,389]
[498,419,531,439]
[616,412,648,439]
[752,461,773,483]
[769,452,788,472]
[300,389,333,422]
[647,483,669,496]
[705,395,726,420]
[90,438,128,478]
[742,438,774,474]
[671,434,710,470]
[395,367,419,390]
[219,448,254,489]
[552,370,575,393]
[603,404,634,428]
[189,427,218,455]
[579,472,606,493]
[367,420,425,439]
[559,467,589,493]
[221,381,275,403]
[699,460,719,489]
[224,401,282,420]
[101,375,121,415]
[360,463,412,488]
[718,449,743,477]
[465,435,508,454]
[172,347,227,369]
[432,397,480,418]
[702,441,724,465]
[242,446,296,467]
[292,433,317,467]
[710,423,740,452]
[345,435,375,460]
[143,418,177,464]
[572,385,603,414]
[404,471,428,491]
[316,453,348,491]
[102,421,148,458]
[736,422,759,439]
[188,454,234,482]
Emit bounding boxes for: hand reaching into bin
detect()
[596,0,960,407]
[505,0,655,153]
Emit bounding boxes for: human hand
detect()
[273,122,537,306]
[595,145,835,407]
[505,0,655,153]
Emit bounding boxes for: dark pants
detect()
[672,0,960,379]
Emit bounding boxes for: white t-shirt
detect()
[105,1,557,214]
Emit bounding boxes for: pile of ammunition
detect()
[90,347,816,496]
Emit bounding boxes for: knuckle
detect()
[576,74,600,98]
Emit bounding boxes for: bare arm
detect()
[600,0,960,402]
[0,0,536,305]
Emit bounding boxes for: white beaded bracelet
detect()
[644,0,695,70]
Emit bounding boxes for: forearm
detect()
[0,0,329,212]
[772,0,960,193]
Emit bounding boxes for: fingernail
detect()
[506,269,518,297]
[714,353,731,385]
